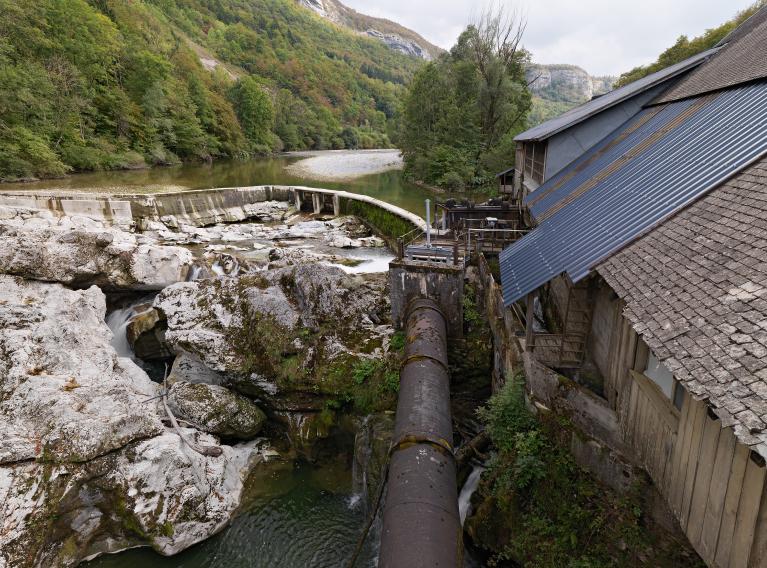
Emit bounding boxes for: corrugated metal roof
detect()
[500,81,767,306]
[514,47,720,143]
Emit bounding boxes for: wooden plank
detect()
[668,389,693,504]
[730,455,767,568]
[630,370,680,430]
[747,462,767,568]
[681,399,708,529]
[700,427,737,563]
[656,420,674,490]
[687,413,722,555]
[716,443,751,568]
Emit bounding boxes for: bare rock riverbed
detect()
[0,198,399,566]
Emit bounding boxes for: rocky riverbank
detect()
[0,197,400,566]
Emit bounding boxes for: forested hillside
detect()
[615,1,765,87]
[0,0,422,181]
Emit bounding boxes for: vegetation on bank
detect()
[399,10,532,192]
[469,377,705,567]
[615,1,766,88]
[0,0,421,181]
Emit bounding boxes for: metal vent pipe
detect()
[379,298,462,567]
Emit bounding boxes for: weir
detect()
[379,297,462,567]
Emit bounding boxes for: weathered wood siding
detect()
[586,277,767,567]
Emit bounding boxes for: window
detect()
[523,141,547,184]
[640,347,685,411]
[643,351,674,398]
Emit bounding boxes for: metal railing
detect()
[465,227,530,256]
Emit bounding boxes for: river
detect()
[10,153,472,567]
[3,151,438,215]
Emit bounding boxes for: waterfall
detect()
[458,464,485,526]
[187,264,204,281]
[352,416,372,511]
[105,300,152,361]
[211,255,241,277]
[211,261,226,276]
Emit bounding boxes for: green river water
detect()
[5,153,438,215]
[5,154,469,567]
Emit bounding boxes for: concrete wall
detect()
[0,185,425,235]
[0,193,134,228]
[389,260,463,338]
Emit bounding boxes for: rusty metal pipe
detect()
[379,298,462,568]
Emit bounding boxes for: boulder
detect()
[0,222,193,290]
[151,265,392,408]
[126,307,174,360]
[167,382,267,440]
[0,276,263,567]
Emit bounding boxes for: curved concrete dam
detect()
[0,185,426,237]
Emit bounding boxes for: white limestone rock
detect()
[0,276,262,566]
[151,265,390,403]
[168,382,267,439]
[0,222,193,290]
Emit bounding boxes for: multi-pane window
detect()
[523,141,547,184]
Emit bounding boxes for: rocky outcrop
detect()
[527,64,616,104]
[364,29,432,60]
[168,382,267,440]
[0,276,263,566]
[149,264,392,410]
[296,0,440,60]
[0,206,193,290]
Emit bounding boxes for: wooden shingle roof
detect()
[598,157,767,457]
[653,7,767,104]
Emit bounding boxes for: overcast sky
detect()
[341,0,755,76]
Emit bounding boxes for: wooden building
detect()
[497,8,767,566]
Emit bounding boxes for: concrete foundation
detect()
[389,260,464,338]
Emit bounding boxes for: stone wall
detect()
[389,260,463,338]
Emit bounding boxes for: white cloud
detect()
[340,0,755,75]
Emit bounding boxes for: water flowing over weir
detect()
[379,298,462,568]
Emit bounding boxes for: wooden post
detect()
[525,292,535,352]
[453,242,459,266]
[558,284,573,364]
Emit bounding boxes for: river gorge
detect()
[0,151,487,568]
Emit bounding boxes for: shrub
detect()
[478,375,536,453]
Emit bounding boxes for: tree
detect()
[399,5,531,189]
[229,77,274,152]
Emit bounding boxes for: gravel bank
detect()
[285,149,403,181]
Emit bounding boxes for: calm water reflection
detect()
[4,154,439,215]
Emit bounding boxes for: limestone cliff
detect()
[526,64,617,126]
[527,64,616,104]
[296,0,441,60]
